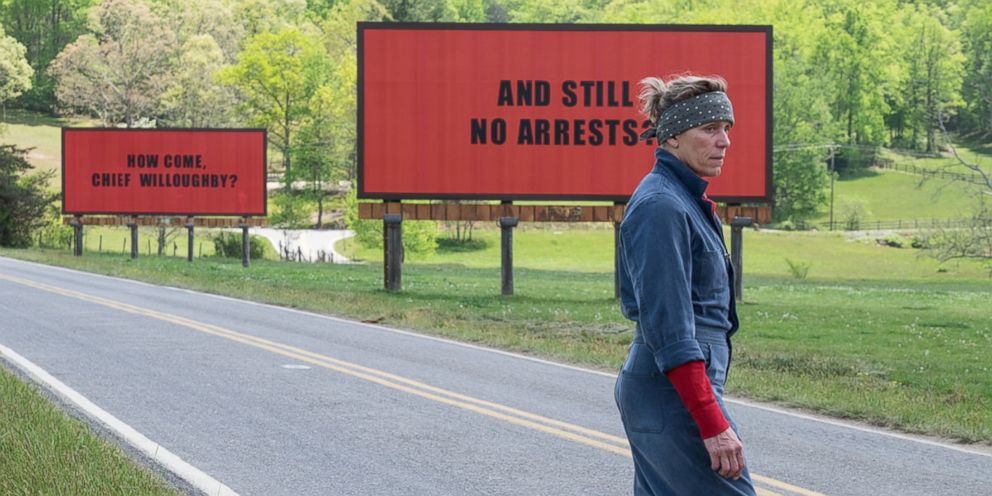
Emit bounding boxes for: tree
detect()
[293,86,337,228]
[159,35,239,127]
[0,25,34,117]
[48,0,177,126]
[231,0,308,37]
[153,0,246,62]
[894,5,964,151]
[219,26,329,175]
[923,146,991,273]
[815,0,897,146]
[0,144,58,247]
[504,0,605,22]
[598,0,836,223]
[959,1,992,139]
[0,0,94,111]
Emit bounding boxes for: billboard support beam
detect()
[614,202,626,299]
[240,217,250,268]
[70,216,83,256]
[383,213,403,291]
[128,217,138,259]
[185,217,195,262]
[499,216,518,296]
[730,216,752,301]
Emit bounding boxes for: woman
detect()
[615,74,756,496]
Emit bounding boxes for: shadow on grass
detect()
[1,109,68,128]
[837,167,882,180]
[436,238,490,253]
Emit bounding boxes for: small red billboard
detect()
[359,24,771,203]
[62,129,267,216]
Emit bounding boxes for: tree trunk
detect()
[317,193,324,229]
[283,91,291,174]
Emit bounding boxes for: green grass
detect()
[0,366,179,495]
[0,108,92,183]
[4,227,990,444]
[68,226,280,260]
[809,169,980,225]
[343,225,989,281]
[880,145,991,175]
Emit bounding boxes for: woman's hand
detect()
[702,427,746,479]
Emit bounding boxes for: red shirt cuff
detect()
[665,360,730,439]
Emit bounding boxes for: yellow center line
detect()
[0,273,825,496]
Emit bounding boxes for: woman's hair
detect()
[638,74,728,124]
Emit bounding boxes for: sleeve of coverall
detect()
[620,194,705,373]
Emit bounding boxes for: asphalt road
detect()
[0,256,989,496]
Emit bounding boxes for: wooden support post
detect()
[383,213,403,291]
[128,217,138,259]
[614,202,625,299]
[185,217,195,263]
[730,216,752,301]
[499,216,518,296]
[240,216,250,267]
[70,215,83,256]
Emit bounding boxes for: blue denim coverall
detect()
[615,147,756,495]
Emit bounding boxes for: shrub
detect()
[343,189,438,258]
[784,258,811,279]
[211,231,273,260]
[270,192,313,228]
[878,234,907,248]
[0,144,58,247]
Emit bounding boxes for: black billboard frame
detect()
[61,127,269,217]
[357,22,773,205]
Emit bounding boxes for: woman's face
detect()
[667,121,732,178]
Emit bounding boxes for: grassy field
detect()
[4,225,990,444]
[808,169,980,225]
[0,366,179,495]
[342,225,988,282]
[0,109,89,182]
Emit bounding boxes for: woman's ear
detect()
[665,137,679,149]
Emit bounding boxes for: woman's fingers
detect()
[703,427,746,479]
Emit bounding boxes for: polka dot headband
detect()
[639,91,735,142]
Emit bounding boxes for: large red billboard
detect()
[359,24,771,203]
[62,129,267,216]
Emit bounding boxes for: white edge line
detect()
[0,342,240,496]
[4,256,991,458]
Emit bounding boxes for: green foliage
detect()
[211,231,274,260]
[839,200,868,230]
[34,215,74,249]
[343,189,438,258]
[0,0,94,112]
[159,34,238,127]
[0,144,58,247]
[879,233,907,248]
[270,191,314,228]
[923,202,992,273]
[785,258,811,279]
[959,1,992,139]
[47,0,177,126]
[218,25,330,174]
[0,25,33,108]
